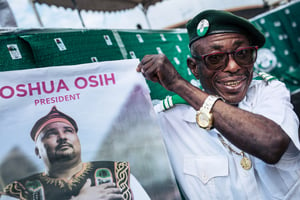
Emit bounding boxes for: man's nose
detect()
[223,54,241,73]
[57,131,67,141]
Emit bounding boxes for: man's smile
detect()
[216,76,247,93]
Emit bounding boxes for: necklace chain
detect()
[217,133,244,156]
[217,133,252,170]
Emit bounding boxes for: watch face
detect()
[196,112,212,129]
[195,95,220,130]
[198,113,210,127]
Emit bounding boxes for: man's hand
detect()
[136,54,183,92]
[70,179,123,200]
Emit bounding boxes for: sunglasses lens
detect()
[234,47,257,65]
[205,53,226,69]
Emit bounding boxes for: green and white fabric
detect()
[0,1,299,99]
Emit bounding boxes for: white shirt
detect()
[130,174,151,200]
[157,80,300,200]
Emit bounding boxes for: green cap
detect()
[186,10,265,47]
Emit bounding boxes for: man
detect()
[1,106,150,200]
[137,10,300,199]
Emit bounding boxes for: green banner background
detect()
[1,1,299,100]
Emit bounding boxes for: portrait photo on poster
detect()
[0,59,181,200]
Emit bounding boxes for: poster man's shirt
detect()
[2,161,133,200]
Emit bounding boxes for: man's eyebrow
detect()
[44,128,56,134]
[209,44,223,50]
[64,126,74,130]
[209,40,245,50]
[233,40,245,47]
[40,128,57,139]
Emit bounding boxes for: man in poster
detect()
[1,106,150,200]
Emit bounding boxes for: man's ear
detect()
[35,147,41,159]
[187,57,200,79]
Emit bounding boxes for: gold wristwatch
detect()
[196,95,222,130]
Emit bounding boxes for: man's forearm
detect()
[212,101,290,164]
[174,84,290,164]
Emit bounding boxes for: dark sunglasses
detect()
[192,46,258,70]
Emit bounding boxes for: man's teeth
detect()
[224,81,240,86]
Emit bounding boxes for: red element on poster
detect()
[74,73,116,89]
[34,93,81,106]
[0,73,116,99]
[0,80,69,99]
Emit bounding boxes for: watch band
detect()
[196,95,222,129]
[201,95,222,113]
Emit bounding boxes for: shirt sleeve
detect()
[2,181,27,200]
[129,174,151,200]
[250,80,300,167]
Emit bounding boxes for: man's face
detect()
[188,33,254,104]
[35,121,81,165]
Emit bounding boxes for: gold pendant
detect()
[240,155,252,170]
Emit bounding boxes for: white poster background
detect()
[0,59,180,199]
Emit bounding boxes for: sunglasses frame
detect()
[192,46,258,70]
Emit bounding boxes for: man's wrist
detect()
[196,95,223,130]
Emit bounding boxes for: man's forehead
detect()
[37,121,76,140]
[192,33,249,50]
[43,121,75,130]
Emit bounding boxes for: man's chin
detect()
[222,95,244,105]
[216,88,247,104]
[53,152,75,161]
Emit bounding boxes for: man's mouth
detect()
[217,76,248,92]
[223,80,242,87]
[56,143,72,151]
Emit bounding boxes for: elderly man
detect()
[1,106,150,200]
[137,10,300,200]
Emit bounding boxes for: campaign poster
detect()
[0,59,181,199]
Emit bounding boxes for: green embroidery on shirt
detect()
[254,72,277,82]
